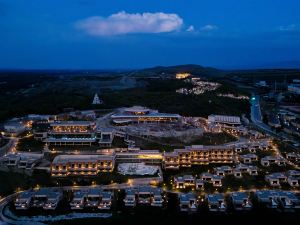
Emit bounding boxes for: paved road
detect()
[250,94,299,169]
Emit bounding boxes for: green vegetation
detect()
[190,132,237,146]
[0,170,52,196]
[131,132,237,152]
[0,69,251,122]
[16,136,44,152]
[102,79,250,117]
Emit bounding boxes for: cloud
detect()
[75,11,183,36]
[201,24,218,31]
[186,25,195,32]
[279,24,296,31]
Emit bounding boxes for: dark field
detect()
[0,69,251,122]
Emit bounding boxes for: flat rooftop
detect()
[50,121,95,126]
[52,154,115,164]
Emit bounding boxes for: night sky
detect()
[1,0,300,69]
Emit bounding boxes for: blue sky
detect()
[0,0,300,69]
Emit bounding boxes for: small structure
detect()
[240,154,258,164]
[207,193,226,212]
[287,176,299,187]
[265,173,287,187]
[97,128,114,147]
[124,189,136,207]
[179,193,197,212]
[212,175,223,187]
[195,179,204,190]
[260,156,286,167]
[86,188,101,208]
[15,192,34,210]
[200,173,213,182]
[43,191,63,210]
[233,168,242,178]
[214,166,232,176]
[92,93,103,105]
[70,191,86,210]
[99,191,113,210]
[255,190,279,209]
[151,189,163,207]
[231,192,252,211]
[4,120,26,136]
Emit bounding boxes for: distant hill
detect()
[130,64,224,78]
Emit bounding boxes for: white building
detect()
[92,93,103,105]
[208,115,241,127]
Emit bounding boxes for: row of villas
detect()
[0,152,44,174]
[14,187,300,213]
[265,170,300,187]
[15,188,113,211]
[70,189,113,210]
[163,145,234,169]
[174,164,259,190]
[123,187,164,207]
[15,188,63,210]
[180,190,300,213]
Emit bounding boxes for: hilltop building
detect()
[92,93,103,105]
[111,106,181,125]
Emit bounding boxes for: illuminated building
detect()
[163,145,234,169]
[176,73,191,79]
[111,106,181,125]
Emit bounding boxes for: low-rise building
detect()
[239,154,258,164]
[260,156,286,167]
[15,191,34,210]
[4,120,26,136]
[265,173,287,187]
[214,166,232,176]
[124,189,136,207]
[179,193,197,212]
[231,192,252,210]
[1,152,43,171]
[51,151,115,177]
[70,191,86,210]
[207,193,226,212]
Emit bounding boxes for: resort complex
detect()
[0,73,300,224]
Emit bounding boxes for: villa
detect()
[179,193,197,212]
[151,189,163,207]
[195,179,204,190]
[124,189,136,207]
[70,191,86,210]
[43,191,63,210]
[240,154,258,164]
[212,175,223,187]
[256,190,279,209]
[214,166,233,176]
[99,191,113,210]
[15,191,34,210]
[261,156,286,167]
[207,193,226,212]
[86,188,102,208]
[1,152,43,171]
[231,192,252,210]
